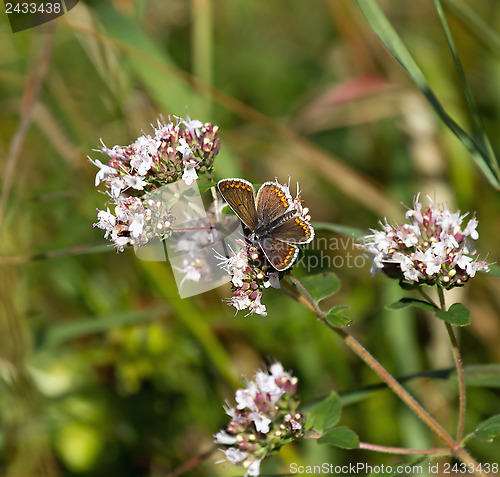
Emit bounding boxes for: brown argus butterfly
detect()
[217,178,314,271]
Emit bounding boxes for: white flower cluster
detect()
[359,194,489,288]
[94,190,175,252]
[218,241,281,316]
[91,116,220,251]
[214,362,304,477]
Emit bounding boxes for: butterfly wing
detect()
[217,178,258,230]
[269,215,315,244]
[259,237,299,271]
[256,182,294,228]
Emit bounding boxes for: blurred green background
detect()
[1,0,499,475]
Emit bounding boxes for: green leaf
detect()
[462,364,500,388]
[356,0,500,189]
[473,414,500,442]
[435,303,471,326]
[197,181,217,194]
[386,297,437,311]
[312,222,366,238]
[325,305,351,327]
[306,392,341,432]
[398,280,421,291]
[299,272,340,302]
[318,426,359,449]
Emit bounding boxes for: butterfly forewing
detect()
[269,215,315,244]
[256,182,293,228]
[217,179,258,230]
[259,237,299,271]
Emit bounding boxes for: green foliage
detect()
[43,306,170,348]
[197,181,217,194]
[325,305,352,327]
[1,0,499,475]
[306,391,342,433]
[435,303,471,326]
[386,298,437,311]
[299,271,341,302]
[473,415,500,442]
[357,0,500,188]
[318,426,360,449]
[461,364,500,388]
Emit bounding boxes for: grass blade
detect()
[92,3,200,117]
[356,0,500,189]
[443,0,500,56]
[433,0,500,180]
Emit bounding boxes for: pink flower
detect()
[359,194,489,288]
[217,241,281,317]
[214,363,304,476]
[91,115,220,251]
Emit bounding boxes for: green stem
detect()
[287,273,489,477]
[446,322,466,442]
[438,287,466,443]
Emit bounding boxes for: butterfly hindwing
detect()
[217,178,258,230]
[259,236,299,271]
[268,215,315,244]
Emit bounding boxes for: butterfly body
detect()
[217,178,314,271]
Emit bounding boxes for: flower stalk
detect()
[419,286,467,443]
[287,272,490,477]
[358,442,448,456]
[437,286,467,443]
[445,321,466,442]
